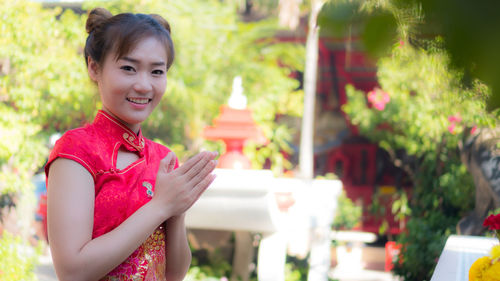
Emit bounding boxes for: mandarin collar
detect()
[94,110,146,155]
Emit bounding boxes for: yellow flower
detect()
[490,245,500,261]
[483,262,500,281]
[469,256,491,281]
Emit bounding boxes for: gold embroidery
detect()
[101,228,166,281]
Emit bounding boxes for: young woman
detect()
[45,7,217,281]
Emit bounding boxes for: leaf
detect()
[361,11,398,58]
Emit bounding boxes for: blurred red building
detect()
[274,35,412,236]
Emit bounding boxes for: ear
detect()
[87,56,100,82]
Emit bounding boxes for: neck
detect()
[101,108,140,135]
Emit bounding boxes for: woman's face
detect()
[89,36,168,133]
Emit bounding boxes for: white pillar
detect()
[257,232,287,281]
[305,180,340,281]
[231,231,254,281]
[307,225,332,281]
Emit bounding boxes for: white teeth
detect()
[127,98,150,104]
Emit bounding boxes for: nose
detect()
[133,72,153,93]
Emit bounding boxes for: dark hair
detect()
[84,7,175,70]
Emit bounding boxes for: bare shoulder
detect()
[48,158,94,186]
[47,158,95,260]
[47,158,94,219]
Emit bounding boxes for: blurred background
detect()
[0,0,499,280]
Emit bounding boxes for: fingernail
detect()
[212,160,218,166]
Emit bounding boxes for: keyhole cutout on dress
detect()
[116,147,140,170]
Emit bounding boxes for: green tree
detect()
[318,2,500,278]
[343,42,498,280]
[0,232,40,281]
[0,2,86,279]
[237,0,326,178]
[318,0,500,110]
[0,1,88,194]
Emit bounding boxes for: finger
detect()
[158,155,171,173]
[175,152,207,174]
[165,152,176,173]
[188,159,217,186]
[185,152,216,180]
[188,174,216,206]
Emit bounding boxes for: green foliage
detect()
[417,0,500,110]
[332,190,362,230]
[1,1,96,134]
[185,251,310,281]
[394,214,453,281]
[244,123,295,174]
[318,0,401,58]
[345,44,494,158]
[391,191,411,226]
[318,0,500,110]
[369,189,411,236]
[342,42,498,280]
[0,0,79,194]
[185,250,232,281]
[284,256,309,281]
[0,232,41,281]
[1,1,92,275]
[186,246,310,281]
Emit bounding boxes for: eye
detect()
[152,69,165,76]
[120,65,135,72]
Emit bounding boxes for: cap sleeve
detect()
[149,140,179,170]
[45,129,97,182]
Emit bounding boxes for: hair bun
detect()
[149,14,171,34]
[86,7,113,34]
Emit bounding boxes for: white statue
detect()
[228,76,247,110]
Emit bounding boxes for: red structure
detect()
[276,35,412,236]
[315,39,411,235]
[203,105,266,169]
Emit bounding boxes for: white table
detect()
[431,235,498,281]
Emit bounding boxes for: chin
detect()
[120,113,149,128]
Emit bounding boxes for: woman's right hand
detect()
[151,151,218,220]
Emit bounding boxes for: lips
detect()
[126,97,151,105]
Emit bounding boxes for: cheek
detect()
[159,78,167,92]
[105,77,129,96]
[155,79,167,96]
[153,92,165,106]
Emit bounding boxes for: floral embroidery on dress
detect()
[101,227,166,281]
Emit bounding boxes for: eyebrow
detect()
[120,56,166,67]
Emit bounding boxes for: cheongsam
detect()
[46,110,177,280]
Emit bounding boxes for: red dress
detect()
[45,110,176,280]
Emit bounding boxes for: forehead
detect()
[111,36,169,64]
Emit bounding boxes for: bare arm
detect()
[163,214,191,280]
[47,151,216,281]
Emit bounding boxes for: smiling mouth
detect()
[127,97,152,105]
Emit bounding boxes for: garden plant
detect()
[343,41,499,280]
